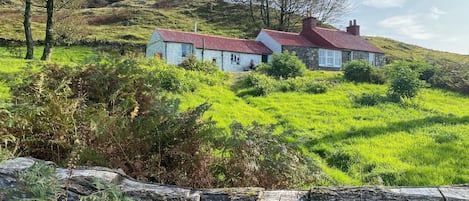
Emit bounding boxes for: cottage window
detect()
[319,49,342,68]
[368,53,375,66]
[231,53,240,65]
[181,44,192,57]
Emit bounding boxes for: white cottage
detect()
[146,28,272,72]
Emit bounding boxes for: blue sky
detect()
[339,0,469,55]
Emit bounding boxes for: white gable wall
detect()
[146,31,166,58]
[256,30,282,53]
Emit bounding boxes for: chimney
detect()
[302,17,317,32]
[346,19,360,36]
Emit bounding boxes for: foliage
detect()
[80,179,134,201]
[257,51,307,79]
[430,63,469,94]
[211,122,318,188]
[180,55,219,74]
[17,163,63,200]
[0,57,217,187]
[246,72,277,96]
[246,72,328,96]
[387,62,424,101]
[370,67,387,84]
[342,60,373,83]
[350,92,386,107]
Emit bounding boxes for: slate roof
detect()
[156,28,272,55]
[261,29,316,47]
[313,28,384,53]
[262,27,384,53]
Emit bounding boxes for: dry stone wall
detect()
[1,157,468,201]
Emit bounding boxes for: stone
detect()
[389,188,443,200]
[1,157,469,201]
[439,187,469,201]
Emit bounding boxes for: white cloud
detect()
[430,7,446,19]
[379,15,437,40]
[362,0,406,8]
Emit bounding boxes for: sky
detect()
[339,0,469,55]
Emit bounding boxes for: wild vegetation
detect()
[1,0,469,191]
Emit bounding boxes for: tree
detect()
[308,0,353,24]
[235,0,351,31]
[41,0,54,61]
[23,0,34,59]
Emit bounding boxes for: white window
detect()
[181,44,192,57]
[231,53,240,65]
[368,53,375,66]
[319,49,342,68]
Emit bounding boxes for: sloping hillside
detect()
[1,0,468,68]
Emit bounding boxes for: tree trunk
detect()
[41,0,54,61]
[23,0,34,60]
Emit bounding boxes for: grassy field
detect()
[174,69,469,186]
[1,46,469,186]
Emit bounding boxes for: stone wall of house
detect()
[1,157,469,201]
[282,46,318,70]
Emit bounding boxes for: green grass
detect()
[0,46,97,101]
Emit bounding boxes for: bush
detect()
[210,122,319,188]
[401,61,440,82]
[350,92,386,106]
[343,60,373,83]
[180,55,219,73]
[430,64,469,94]
[370,67,387,84]
[257,50,307,79]
[1,57,217,187]
[304,81,328,94]
[247,73,276,96]
[387,62,423,101]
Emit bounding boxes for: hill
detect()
[1,0,469,68]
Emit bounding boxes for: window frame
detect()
[368,53,375,66]
[231,53,241,65]
[318,49,342,68]
[181,43,192,58]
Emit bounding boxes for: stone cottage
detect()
[256,17,385,70]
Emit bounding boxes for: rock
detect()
[439,187,469,201]
[1,157,469,201]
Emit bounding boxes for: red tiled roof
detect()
[262,27,384,53]
[261,29,316,47]
[313,28,384,53]
[156,28,272,55]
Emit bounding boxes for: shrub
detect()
[370,67,387,84]
[387,62,423,101]
[343,60,373,83]
[1,57,217,187]
[247,73,276,96]
[350,92,386,106]
[401,61,440,82]
[304,81,328,94]
[429,64,469,94]
[257,50,307,79]
[180,55,219,74]
[211,122,319,188]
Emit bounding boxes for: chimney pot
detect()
[347,19,360,36]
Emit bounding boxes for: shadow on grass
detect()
[314,115,469,144]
